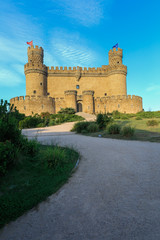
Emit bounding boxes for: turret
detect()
[108,47,123,66]
[24,45,47,96]
[107,47,127,96]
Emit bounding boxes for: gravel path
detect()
[0,127,160,240]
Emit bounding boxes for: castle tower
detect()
[24,45,47,96]
[108,48,127,96]
[64,90,77,111]
[82,90,94,114]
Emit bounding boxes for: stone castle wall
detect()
[95,95,142,114]
[10,96,55,116]
[10,45,143,115]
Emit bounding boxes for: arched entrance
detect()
[77,102,83,112]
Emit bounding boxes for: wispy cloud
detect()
[48,29,98,66]
[0,2,42,87]
[146,85,160,92]
[51,0,110,26]
[0,68,23,86]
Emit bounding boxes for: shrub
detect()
[136,111,160,118]
[107,123,121,134]
[0,141,18,175]
[0,116,21,146]
[87,123,99,133]
[96,114,113,129]
[121,126,135,137]
[112,110,121,119]
[48,119,56,126]
[24,139,40,157]
[19,116,42,129]
[120,115,129,120]
[136,117,142,120]
[43,147,65,169]
[146,120,159,126]
[58,108,76,114]
[72,121,92,133]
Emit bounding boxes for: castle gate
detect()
[77,101,83,112]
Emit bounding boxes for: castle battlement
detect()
[10,45,143,115]
[109,47,123,56]
[10,95,53,103]
[46,64,127,75]
[27,45,43,55]
[95,95,142,102]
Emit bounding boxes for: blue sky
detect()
[0,0,160,111]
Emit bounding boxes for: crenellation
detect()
[10,45,143,115]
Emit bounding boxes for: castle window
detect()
[76,85,80,89]
[118,104,120,108]
[33,90,36,94]
[47,93,50,95]
[117,61,119,64]
[40,82,42,86]
[42,105,44,109]
[24,106,26,110]
[88,106,90,109]
[104,93,107,96]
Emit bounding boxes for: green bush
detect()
[48,119,56,126]
[24,139,40,157]
[112,110,121,119]
[96,114,113,129]
[72,121,92,133]
[136,111,160,118]
[0,141,18,175]
[136,116,142,120]
[19,116,42,129]
[121,126,135,137]
[43,147,66,169]
[87,123,99,133]
[107,123,121,134]
[120,115,129,120]
[146,120,159,126]
[58,108,76,114]
[0,116,21,146]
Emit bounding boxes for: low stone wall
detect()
[95,95,142,114]
[10,96,55,116]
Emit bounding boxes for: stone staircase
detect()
[76,112,96,121]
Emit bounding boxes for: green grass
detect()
[0,145,79,228]
[80,118,160,142]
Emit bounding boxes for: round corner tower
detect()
[108,48,127,96]
[24,45,47,96]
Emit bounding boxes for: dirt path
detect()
[1,128,160,239]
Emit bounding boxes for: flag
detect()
[26,40,33,46]
[112,43,118,49]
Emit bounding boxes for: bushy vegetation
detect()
[0,145,78,228]
[72,121,92,133]
[58,108,76,114]
[146,120,159,126]
[96,113,113,129]
[136,111,160,118]
[120,126,135,137]
[107,123,121,134]
[0,100,79,228]
[19,109,84,129]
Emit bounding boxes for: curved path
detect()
[1,126,160,239]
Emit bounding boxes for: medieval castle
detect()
[10,45,143,115]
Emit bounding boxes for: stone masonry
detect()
[10,45,143,115]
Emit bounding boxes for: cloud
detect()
[50,0,110,26]
[146,85,160,92]
[48,29,98,67]
[0,68,23,86]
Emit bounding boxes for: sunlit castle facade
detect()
[10,45,143,116]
